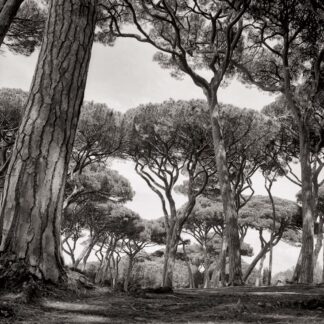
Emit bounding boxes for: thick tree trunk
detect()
[209,101,242,285]
[299,128,314,284]
[0,0,97,283]
[124,256,134,292]
[162,227,179,288]
[0,0,24,48]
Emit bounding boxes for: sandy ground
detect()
[1,285,324,323]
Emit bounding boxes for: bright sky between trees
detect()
[0,37,305,274]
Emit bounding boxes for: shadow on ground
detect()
[1,285,324,323]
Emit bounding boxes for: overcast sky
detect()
[0,38,307,274]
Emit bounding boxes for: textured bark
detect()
[210,102,242,285]
[210,235,227,287]
[162,225,179,288]
[124,256,134,292]
[0,0,24,47]
[314,216,323,267]
[0,0,97,283]
[299,128,314,283]
[322,237,324,283]
[182,243,195,288]
[202,246,211,288]
[255,254,266,287]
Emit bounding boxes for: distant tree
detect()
[100,0,251,285]
[182,196,223,288]
[0,0,25,49]
[240,196,301,282]
[71,101,125,175]
[236,0,324,283]
[64,163,134,211]
[2,0,45,55]
[121,219,158,291]
[0,88,26,189]
[95,206,142,285]
[177,106,276,285]
[124,99,215,288]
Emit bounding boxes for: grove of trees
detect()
[0,0,323,292]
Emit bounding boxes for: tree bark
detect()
[0,0,97,283]
[292,249,302,282]
[210,101,242,285]
[299,126,314,284]
[0,0,24,48]
[162,225,179,288]
[182,243,195,288]
[202,245,210,288]
[124,256,134,292]
[314,216,323,267]
[322,237,324,283]
[255,253,266,287]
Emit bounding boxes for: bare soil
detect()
[0,285,324,323]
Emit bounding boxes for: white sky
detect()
[0,39,308,274]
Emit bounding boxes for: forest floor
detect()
[0,284,324,323]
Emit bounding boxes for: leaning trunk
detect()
[74,237,98,269]
[243,242,270,283]
[0,0,96,283]
[0,0,24,48]
[292,249,302,283]
[299,126,314,284]
[210,101,242,285]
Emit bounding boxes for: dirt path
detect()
[1,285,324,323]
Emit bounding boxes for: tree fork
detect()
[0,0,97,283]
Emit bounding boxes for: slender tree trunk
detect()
[162,227,179,288]
[203,246,210,288]
[268,241,273,286]
[209,100,242,285]
[243,242,270,282]
[314,216,323,267]
[124,256,134,292]
[299,127,314,284]
[182,243,194,288]
[255,253,266,287]
[292,249,302,282]
[0,0,24,48]
[322,236,324,283]
[0,0,97,283]
[74,237,98,268]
